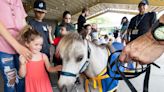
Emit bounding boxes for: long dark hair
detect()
[63,11,71,19]
[121,17,129,25]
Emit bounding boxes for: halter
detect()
[60,40,91,78]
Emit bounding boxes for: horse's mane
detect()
[57,32,84,56]
[57,32,110,57]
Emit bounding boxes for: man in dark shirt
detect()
[128,0,156,41]
[28,0,51,59]
[77,7,89,33]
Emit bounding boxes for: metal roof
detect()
[23,0,164,22]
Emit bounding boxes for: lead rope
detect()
[107,50,160,92]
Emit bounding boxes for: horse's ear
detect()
[79,33,85,40]
[78,28,87,40]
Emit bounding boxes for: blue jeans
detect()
[0,51,25,92]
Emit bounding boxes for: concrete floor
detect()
[0,54,164,92]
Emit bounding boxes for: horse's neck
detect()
[85,43,108,77]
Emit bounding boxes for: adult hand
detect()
[119,31,164,64]
[159,14,164,23]
[16,44,32,60]
[0,22,32,60]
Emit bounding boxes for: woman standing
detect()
[54,11,75,37]
[0,0,31,92]
[120,17,129,44]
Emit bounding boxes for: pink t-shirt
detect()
[0,0,27,54]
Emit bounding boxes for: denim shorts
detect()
[0,51,25,92]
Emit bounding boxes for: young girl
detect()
[18,26,62,92]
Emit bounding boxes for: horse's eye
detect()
[77,56,83,62]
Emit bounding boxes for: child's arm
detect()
[47,25,55,44]
[18,55,27,78]
[43,54,62,73]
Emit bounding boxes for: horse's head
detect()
[57,32,90,91]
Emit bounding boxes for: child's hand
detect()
[55,65,62,71]
[47,25,52,34]
[19,55,27,65]
[55,48,60,58]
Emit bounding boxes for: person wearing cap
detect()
[77,7,89,33]
[127,0,157,41]
[0,0,32,92]
[28,0,51,59]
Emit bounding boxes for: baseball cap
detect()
[33,0,47,13]
[138,0,149,7]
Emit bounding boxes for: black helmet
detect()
[33,0,47,13]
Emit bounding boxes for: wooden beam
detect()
[87,10,136,20]
[23,2,33,13]
[100,0,164,6]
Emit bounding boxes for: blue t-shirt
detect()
[28,19,50,58]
